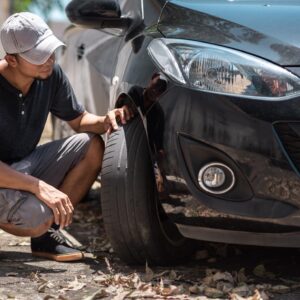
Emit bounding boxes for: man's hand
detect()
[34,180,74,229]
[104,105,134,134]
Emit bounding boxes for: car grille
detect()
[274,122,300,171]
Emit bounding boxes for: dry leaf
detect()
[236,268,247,284]
[213,271,234,284]
[258,290,269,300]
[111,290,132,300]
[83,289,110,300]
[29,272,41,282]
[229,294,247,300]
[93,274,107,284]
[232,284,251,297]
[253,265,265,277]
[204,287,224,298]
[38,281,54,293]
[203,275,214,286]
[160,285,179,296]
[189,285,200,294]
[104,257,114,274]
[62,276,86,291]
[230,293,247,300]
[169,270,177,280]
[216,281,233,293]
[130,289,156,298]
[270,285,290,293]
[144,262,154,282]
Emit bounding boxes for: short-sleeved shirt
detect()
[0,64,84,164]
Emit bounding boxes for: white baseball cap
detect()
[0,12,65,65]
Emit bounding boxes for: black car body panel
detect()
[159,0,300,65]
[65,0,300,250]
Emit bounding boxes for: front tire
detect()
[101,117,194,265]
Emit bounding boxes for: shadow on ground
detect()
[1,195,300,300]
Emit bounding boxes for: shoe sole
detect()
[32,251,84,262]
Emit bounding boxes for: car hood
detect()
[158,0,300,66]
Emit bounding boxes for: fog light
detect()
[198,162,235,194]
[203,167,225,188]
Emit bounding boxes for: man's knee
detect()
[28,218,52,237]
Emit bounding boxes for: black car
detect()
[64,0,300,265]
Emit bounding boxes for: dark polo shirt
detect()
[0,64,84,164]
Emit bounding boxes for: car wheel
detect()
[101,117,195,265]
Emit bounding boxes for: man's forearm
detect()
[0,161,38,194]
[68,112,107,134]
[68,106,130,135]
[78,113,106,134]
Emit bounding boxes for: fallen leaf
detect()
[83,289,109,300]
[259,290,269,300]
[213,271,234,284]
[189,285,200,294]
[38,281,54,293]
[169,270,177,280]
[253,265,265,278]
[230,293,246,300]
[237,268,247,283]
[231,284,252,297]
[144,261,154,282]
[160,285,179,296]
[216,281,233,293]
[104,257,114,274]
[62,276,86,291]
[204,287,224,298]
[270,285,290,294]
[203,275,214,286]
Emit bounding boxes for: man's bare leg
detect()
[59,135,104,206]
[27,135,104,261]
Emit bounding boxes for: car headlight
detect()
[147,38,300,99]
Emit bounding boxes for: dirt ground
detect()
[1,190,300,300]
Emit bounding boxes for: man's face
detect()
[13,53,56,80]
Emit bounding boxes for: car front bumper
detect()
[149,84,300,245]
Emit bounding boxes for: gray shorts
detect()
[0,133,94,230]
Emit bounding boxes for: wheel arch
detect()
[114,92,156,165]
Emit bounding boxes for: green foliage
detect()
[13,0,64,20]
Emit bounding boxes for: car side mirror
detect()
[66,0,130,29]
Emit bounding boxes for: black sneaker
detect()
[31,227,84,262]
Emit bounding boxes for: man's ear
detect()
[4,54,17,67]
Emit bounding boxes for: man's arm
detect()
[0,161,37,192]
[0,161,73,228]
[67,106,133,134]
